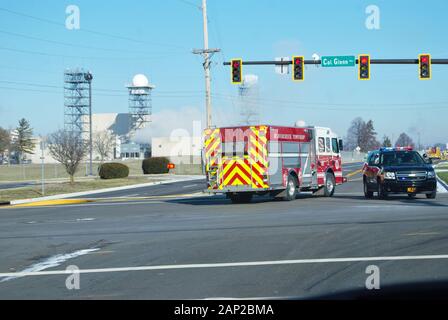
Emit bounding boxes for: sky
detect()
[0,0,447,146]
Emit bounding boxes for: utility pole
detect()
[193,0,220,128]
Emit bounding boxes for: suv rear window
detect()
[380,151,425,166]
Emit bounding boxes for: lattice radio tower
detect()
[238,74,260,126]
[64,68,92,138]
[126,74,155,140]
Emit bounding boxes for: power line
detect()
[0,6,187,49]
[0,86,205,99]
[0,79,204,95]
[4,77,444,109]
[212,93,448,107]
[174,0,202,10]
[0,46,173,61]
[0,29,186,55]
[211,94,448,110]
[1,80,445,109]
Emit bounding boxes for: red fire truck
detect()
[203,125,346,203]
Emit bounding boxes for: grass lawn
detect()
[437,172,448,184]
[0,160,143,182]
[0,176,163,202]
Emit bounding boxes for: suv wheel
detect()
[324,172,335,197]
[364,179,374,199]
[283,175,298,201]
[377,181,388,199]
[426,191,437,199]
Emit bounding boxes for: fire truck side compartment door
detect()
[307,132,318,187]
[268,141,283,186]
[300,142,312,187]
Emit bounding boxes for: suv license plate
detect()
[407,187,417,193]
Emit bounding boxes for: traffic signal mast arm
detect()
[223,58,448,65]
[225,57,448,82]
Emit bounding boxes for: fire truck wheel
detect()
[283,175,298,201]
[323,172,335,197]
[229,193,253,204]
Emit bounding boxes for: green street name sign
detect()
[321,56,356,67]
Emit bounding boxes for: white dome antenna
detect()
[295,120,307,127]
[132,74,149,87]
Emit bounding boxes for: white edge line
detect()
[1,254,448,278]
[10,176,204,205]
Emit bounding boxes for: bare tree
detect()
[93,130,115,163]
[47,130,87,184]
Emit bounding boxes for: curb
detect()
[12,199,94,208]
[9,176,204,206]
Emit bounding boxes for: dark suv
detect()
[362,147,437,199]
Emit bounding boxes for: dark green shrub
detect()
[142,157,170,174]
[98,162,129,179]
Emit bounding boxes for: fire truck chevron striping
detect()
[203,125,346,203]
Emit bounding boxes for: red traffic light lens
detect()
[361,57,368,64]
[295,58,301,65]
[421,56,428,63]
[233,61,240,67]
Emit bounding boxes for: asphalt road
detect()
[1,162,448,299]
[0,182,35,190]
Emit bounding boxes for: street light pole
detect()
[85,72,93,176]
[40,138,45,196]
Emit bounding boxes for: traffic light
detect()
[231,59,242,84]
[358,54,370,80]
[292,56,304,81]
[419,54,431,80]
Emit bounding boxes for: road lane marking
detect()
[346,169,362,178]
[183,184,199,188]
[404,232,441,236]
[0,248,100,282]
[2,254,448,278]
